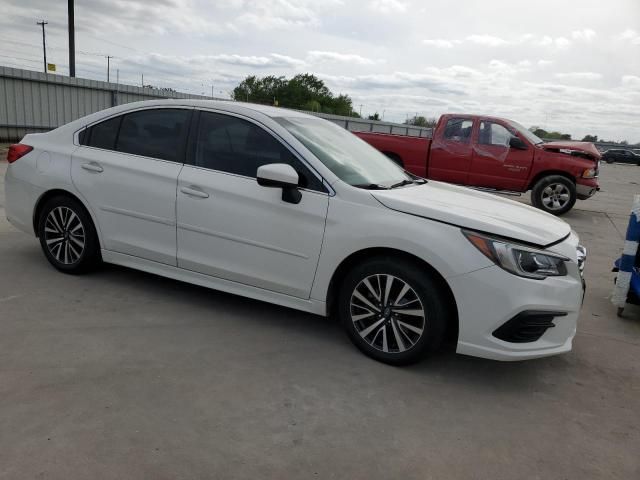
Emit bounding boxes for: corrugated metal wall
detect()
[0,66,214,141]
[0,65,431,142]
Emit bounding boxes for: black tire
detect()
[530,175,576,216]
[606,159,614,164]
[37,195,101,274]
[338,256,448,365]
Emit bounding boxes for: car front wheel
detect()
[338,257,448,365]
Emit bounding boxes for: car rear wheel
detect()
[338,257,447,365]
[37,195,101,274]
[531,175,576,215]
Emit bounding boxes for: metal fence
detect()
[2,65,633,148]
[0,66,215,141]
[0,66,431,142]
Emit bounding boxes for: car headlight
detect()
[463,230,569,280]
[582,167,597,178]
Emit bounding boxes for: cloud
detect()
[466,34,510,47]
[554,37,571,48]
[571,29,596,41]
[622,75,640,87]
[370,0,407,14]
[211,53,305,68]
[617,29,640,45]
[421,33,574,50]
[319,72,466,95]
[422,39,455,48]
[307,51,380,66]
[554,72,603,81]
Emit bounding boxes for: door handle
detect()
[81,162,103,173]
[180,186,209,199]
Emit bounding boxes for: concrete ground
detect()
[0,148,639,479]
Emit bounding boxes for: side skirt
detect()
[101,250,327,316]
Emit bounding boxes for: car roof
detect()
[116,99,315,119]
[47,99,319,139]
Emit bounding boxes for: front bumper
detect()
[448,235,584,361]
[576,177,599,200]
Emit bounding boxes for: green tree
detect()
[529,126,571,140]
[232,73,357,116]
[368,112,381,121]
[582,134,598,142]
[405,115,437,128]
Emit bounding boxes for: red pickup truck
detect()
[355,114,600,215]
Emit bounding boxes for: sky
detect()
[1,0,640,142]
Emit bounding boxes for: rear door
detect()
[428,117,474,184]
[176,110,329,298]
[469,120,533,191]
[72,108,191,265]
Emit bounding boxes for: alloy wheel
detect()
[44,206,86,265]
[541,183,571,211]
[349,274,426,353]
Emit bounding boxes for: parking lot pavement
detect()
[1,154,639,480]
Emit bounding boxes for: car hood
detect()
[371,182,571,247]
[541,141,601,159]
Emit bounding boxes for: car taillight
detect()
[7,144,33,163]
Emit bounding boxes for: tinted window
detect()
[194,112,324,191]
[443,118,473,143]
[82,116,121,149]
[116,109,190,162]
[479,121,513,147]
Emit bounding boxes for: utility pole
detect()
[67,0,75,77]
[211,85,214,97]
[141,74,144,88]
[37,20,48,73]
[382,109,386,121]
[106,55,113,82]
[116,68,119,84]
[359,104,363,117]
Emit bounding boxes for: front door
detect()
[469,120,533,191]
[176,111,329,299]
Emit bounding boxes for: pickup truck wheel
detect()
[531,175,576,215]
[338,257,447,365]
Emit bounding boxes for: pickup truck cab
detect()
[355,114,600,215]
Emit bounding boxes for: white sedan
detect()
[4,100,586,364]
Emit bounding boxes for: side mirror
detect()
[257,163,302,204]
[509,136,528,150]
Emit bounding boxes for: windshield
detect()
[508,120,544,145]
[275,117,412,187]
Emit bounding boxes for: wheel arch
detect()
[326,247,459,346]
[527,170,575,191]
[32,188,99,242]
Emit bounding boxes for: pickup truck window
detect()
[443,118,473,143]
[275,116,411,188]
[479,121,512,147]
[508,120,544,145]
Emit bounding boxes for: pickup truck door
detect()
[469,120,533,191]
[428,117,474,184]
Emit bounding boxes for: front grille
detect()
[493,311,567,343]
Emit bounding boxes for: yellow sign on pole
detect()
[47,63,56,72]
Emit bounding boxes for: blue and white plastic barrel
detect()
[612,194,640,313]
